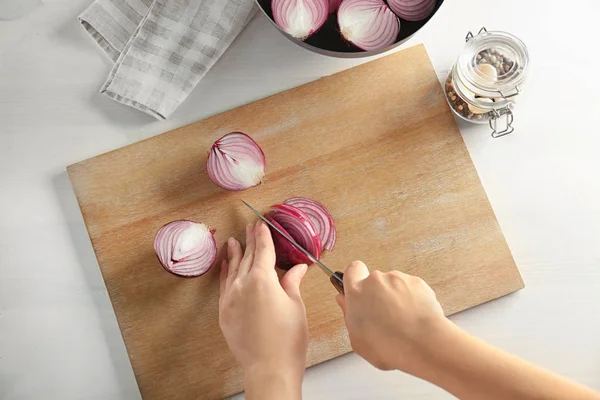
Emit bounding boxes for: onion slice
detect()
[206,132,266,192]
[337,0,400,51]
[272,0,329,40]
[153,220,217,277]
[284,197,336,251]
[270,204,322,268]
[387,0,436,22]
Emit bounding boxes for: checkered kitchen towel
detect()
[80,0,256,119]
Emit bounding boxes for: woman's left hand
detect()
[219,220,309,396]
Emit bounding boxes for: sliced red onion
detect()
[284,197,336,251]
[337,0,400,51]
[272,0,329,40]
[270,204,321,269]
[266,215,312,268]
[388,0,435,21]
[206,132,266,192]
[153,220,217,277]
[328,0,342,13]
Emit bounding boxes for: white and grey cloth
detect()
[79,0,257,119]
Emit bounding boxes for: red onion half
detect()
[206,132,266,192]
[271,204,322,258]
[153,220,217,277]
[388,0,435,22]
[272,0,329,40]
[263,198,336,269]
[284,197,336,251]
[337,0,400,51]
[266,215,312,267]
[269,204,322,269]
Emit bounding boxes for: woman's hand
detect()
[336,261,449,375]
[336,261,600,400]
[219,220,309,399]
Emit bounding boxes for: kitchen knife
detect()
[241,200,345,295]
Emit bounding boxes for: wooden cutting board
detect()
[68,44,523,400]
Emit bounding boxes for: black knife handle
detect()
[330,271,345,295]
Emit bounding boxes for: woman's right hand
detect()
[336,261,450,375]
[337,262,600,400]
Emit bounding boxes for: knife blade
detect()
[241,200,344,294]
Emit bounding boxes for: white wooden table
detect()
[1,1,599,399]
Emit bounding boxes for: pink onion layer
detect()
[284,197,336,251]
[206,132,266,192]
[272,0,329,40]
[337,0,400,51]
[153,220,217,277]
[388,0,435,21]
[328,0,342,13]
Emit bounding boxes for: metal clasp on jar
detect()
[465,27,487,42]
[489,107,514,138]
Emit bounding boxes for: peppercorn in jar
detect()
[444,28,530,137]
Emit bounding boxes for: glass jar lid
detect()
[456,30,529,101]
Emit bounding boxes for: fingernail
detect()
[256,219,262,228]
[247,223,254,233]
[297,264,307,273]
[228,237,235,248]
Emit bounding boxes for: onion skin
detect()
[387,0,436,22]
[206,132,266,192]
[153,220,217,278]
[272,0,329,40]
[337,0,400,51]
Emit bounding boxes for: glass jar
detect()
[444,27,530,138]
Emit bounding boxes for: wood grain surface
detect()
[67,44,523,400]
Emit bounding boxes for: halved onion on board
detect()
[271,204,322,266]
[272,0,329,40]
[266,214,313,267]
[266,198,336,269]
[387,0,436,22]
[338,0,400,51]
[153,220,217,277]
[206,132,266,192]
[284,197,336,251]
